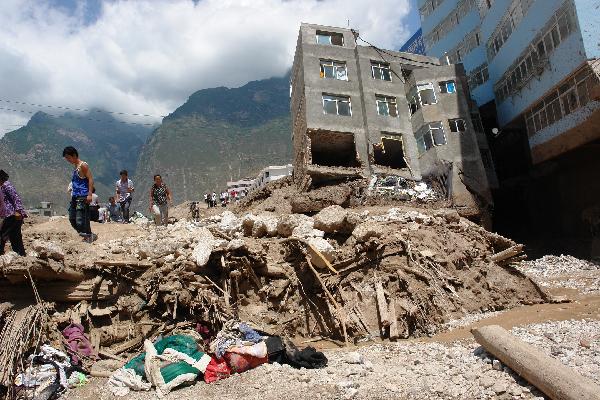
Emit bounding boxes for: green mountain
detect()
[0,111,153,210]
[133,75,292,208]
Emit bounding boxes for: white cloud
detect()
[0,0,412,137]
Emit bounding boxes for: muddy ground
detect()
[61,254,600,400]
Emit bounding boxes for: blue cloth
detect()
[239,323,262,343]
[71,168,89,198]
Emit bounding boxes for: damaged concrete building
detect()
[290,23,497,220]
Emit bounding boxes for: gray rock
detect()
[492,359,503,371]
[277,214,314,237]
[313,205,347,233]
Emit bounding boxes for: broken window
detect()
[316,31,344,46]
[416,122,446,155]
[449,118,466,132]
[322,94,352,116]
[371,61,392,81]
[417,83,437,105]
[309,131,360,167]
[439,80,456,94]
[320,60,348,80]
[376,95,398,117]
[373,134,408,169]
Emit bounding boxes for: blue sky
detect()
[0,0,420,135]
[48,0,423,47]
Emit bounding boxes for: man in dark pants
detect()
[63,147,97,243]
[115,170,134,223]
[0,169,27,256]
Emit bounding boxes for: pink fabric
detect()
[62,323,97,364]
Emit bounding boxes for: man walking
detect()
[115,170,134,223]
[63,147,97,243]
[0,170,27,256]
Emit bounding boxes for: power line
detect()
[0,106,159,129]
[0,99,166,119]
[352,30,439,67]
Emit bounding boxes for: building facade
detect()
[291,23,496,219]
[414,0,600,256]
[417,0,600,165]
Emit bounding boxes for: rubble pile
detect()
[518,254,600,294]
[0,189,552,397]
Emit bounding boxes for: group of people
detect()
[203,189,248,208]
[0,146,174,256]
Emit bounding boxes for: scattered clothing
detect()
[108,368,151,397]
[222,353,268,374]
[62,323,97,365]
[203,357,231,383]
[210,320,263,358]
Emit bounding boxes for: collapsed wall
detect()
[1,197,547,361]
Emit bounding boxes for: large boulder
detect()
[306,237,335,265]
[251,214,279,238]
[0,251,19,268]
[191,227,215,267]
[32,240,65,261]
[352,221,383,242]
[291,225,325,239]
[241,214,258,236]
[313,205,348,233]
[290,184,353,213]
[277,214,314,237]
[218,211,242,234]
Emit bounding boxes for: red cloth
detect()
[223,353,268,373]
[203,357,231,383]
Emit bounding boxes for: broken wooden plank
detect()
[388,299,399,341]
[472,325,600,400]
[305,256,348,345]
[374,275,390,327]
[94,260,154,269]
[490,244,524,263]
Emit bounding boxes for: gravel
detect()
[518,254,600,294]
[64,318,600,400]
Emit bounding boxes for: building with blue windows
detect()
[410,0,600,256]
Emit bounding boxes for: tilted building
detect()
[290,23,497,220]
[414,0,600,255]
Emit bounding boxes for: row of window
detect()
[322,80,457,118]
[486,0,534,60]
[407,81,456,115]
[319,60,392,82]
[525,67,598,137]
[494,2,576,103]
[424,0,476,49]
[419,0,446,20]
[447,27,481,64]
[467,63,490,91]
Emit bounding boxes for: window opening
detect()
[449,118,466,132]
[376,95,398,117]
[372,62,392,81]
[322,94,352,116]
[316,31,344,46]
[439,80,456,94]
[418,83,437,105]
[309,131,360,167]
[373,135,408,169]
[320,60,348,80]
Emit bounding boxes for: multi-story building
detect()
[414,0,600,255]
[290,23,497,220]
